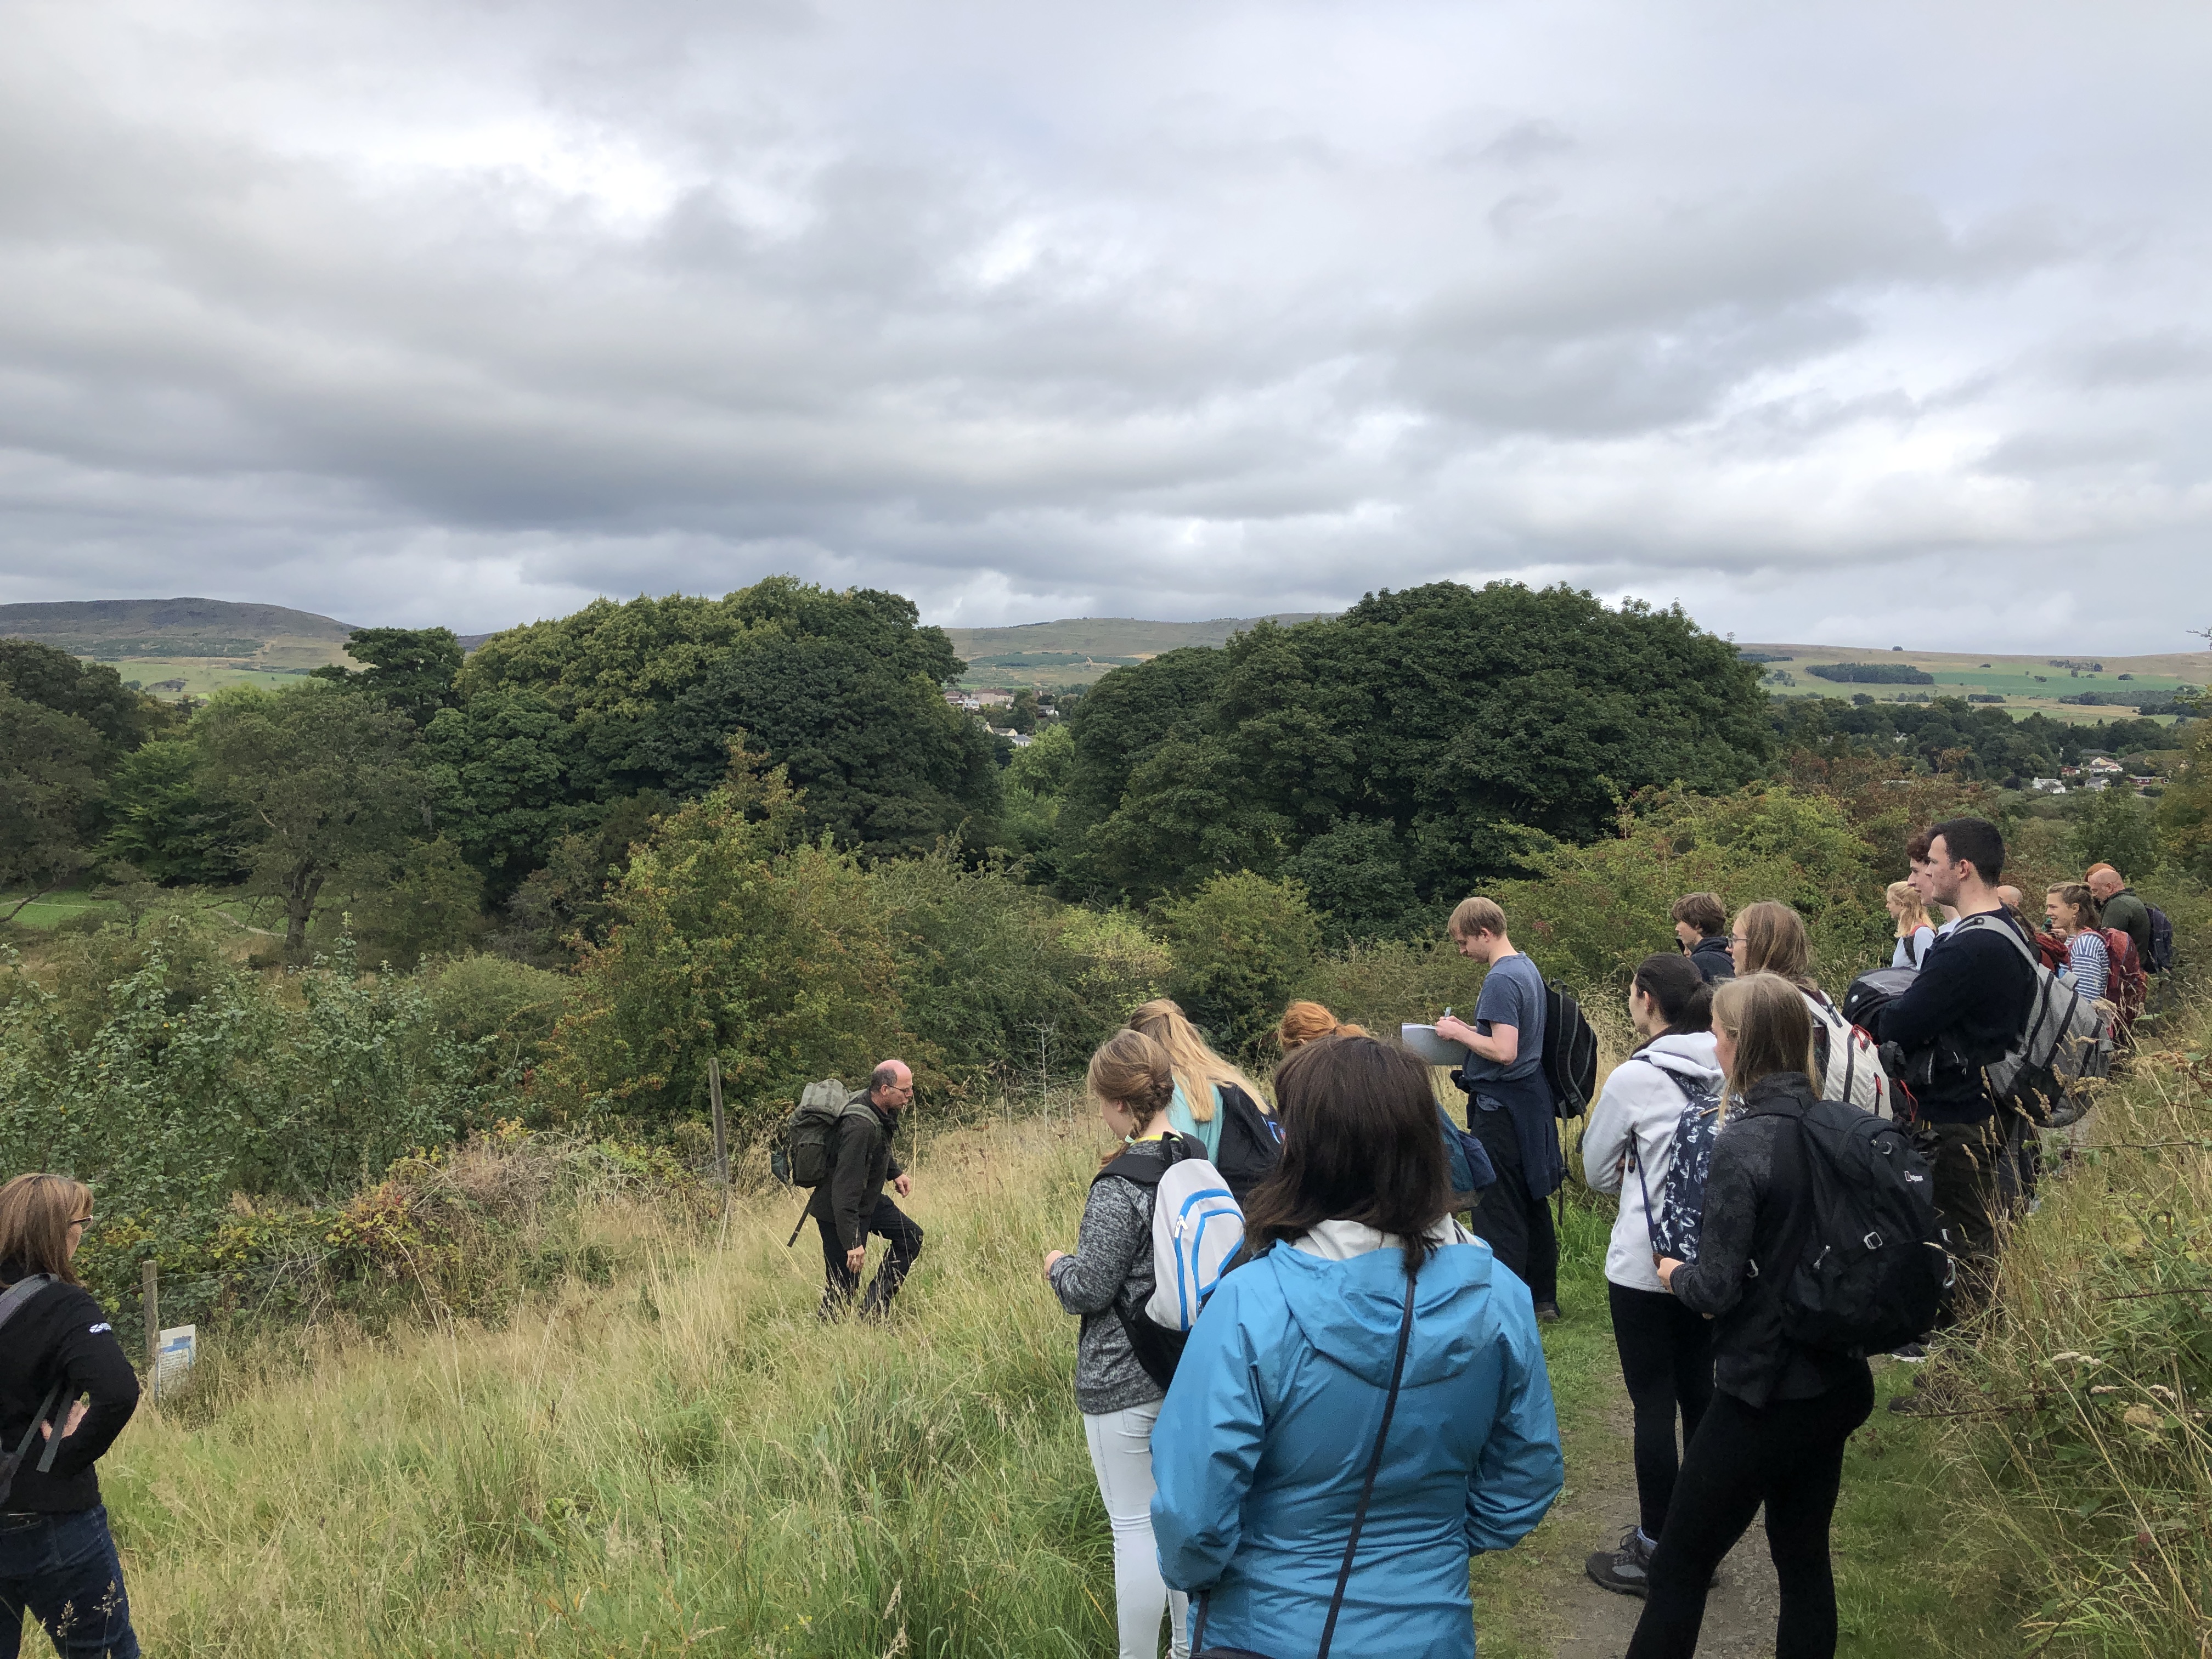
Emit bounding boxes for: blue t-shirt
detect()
[1463,952,1547,1084]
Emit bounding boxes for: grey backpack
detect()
[0,1276,66,1506]
[772,1080,850,1187]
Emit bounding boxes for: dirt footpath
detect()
[1537,1398,1785,1658]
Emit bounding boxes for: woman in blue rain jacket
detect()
[1151,1033,1564,1659]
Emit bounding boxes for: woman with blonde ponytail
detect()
[1127,1000,1281,1200]
[1043,1029,1197,1659]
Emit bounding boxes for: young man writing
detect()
[1867,819,2035,1375]
[1435,898,1562,1320]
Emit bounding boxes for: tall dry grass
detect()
[108,1115,1116,1657]
[1933,994,2212,1656]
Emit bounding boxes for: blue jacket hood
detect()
[1269,1240,1500,1390]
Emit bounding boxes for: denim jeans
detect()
[0,1505,139,1659]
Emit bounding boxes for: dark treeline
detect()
[4,575,2205,972]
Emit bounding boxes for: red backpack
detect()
[2100,928,2147,1035]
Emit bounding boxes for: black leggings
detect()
[1627,1365,1875,1659]
[1466,1106,1560,1304]
[1608,1282,1715,1540]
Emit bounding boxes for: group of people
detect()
[1023,813,2125,1659]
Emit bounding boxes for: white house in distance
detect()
[2028,777,2067,795]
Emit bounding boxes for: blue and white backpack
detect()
[1093,1135,1246,1385]
[1628,1062,1725,1264]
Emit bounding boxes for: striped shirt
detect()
[2063,930,2110,1002]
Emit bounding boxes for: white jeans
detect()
[1082,1403,1191,1659]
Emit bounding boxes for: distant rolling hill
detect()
[1736,641,2209,726]
[0,597,360,699]
[941,613,1334,687]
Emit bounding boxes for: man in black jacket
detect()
[1671,893,1736,985]
[809,1060,923,1318]
[1867,818,2035,1322]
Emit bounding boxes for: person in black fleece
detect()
[1867,817,2035,1314]
[0,1173,142,1659]
[1629,975,1875,1659]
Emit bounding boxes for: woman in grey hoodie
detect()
[1044,1029,1197,1659]
[1579,953,1720,1598]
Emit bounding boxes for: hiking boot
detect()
[1888,1342,1928,1363]
[1585,1527,1654,1598]
[1534,1300,1562,1323]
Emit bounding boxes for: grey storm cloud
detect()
[1,0,2209,650]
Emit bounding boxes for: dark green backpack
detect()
[774,1080,850,1187]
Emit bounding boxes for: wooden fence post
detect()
[141,1259,160,1409]
[707,1054,731,1222]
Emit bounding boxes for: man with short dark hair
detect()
[1669,893,1735,984]
[1869,819,2035,1370]
[2085,865,2151,963]
[1436,898,1561,1320]
[809,1059,924,1318]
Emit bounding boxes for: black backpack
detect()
[1761,1099,1950,1356]
[1541,980,1599,1119]
[1209,1083,1285,1203]
[0,1276,66,1508]
[2146,905,2174,974]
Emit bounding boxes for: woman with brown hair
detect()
[1628,976,1876,1659]
[1043,1030,1198,1659]
[1150,1034,1562,1658]
[1730,900,1887,1116]
[1127,1000,1280,1200]
[0,1173,142,1659]
[2044,883,2110,1003]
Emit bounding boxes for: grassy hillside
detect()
[0,596,359,699]
[1741,641,2210,725]
[941,614,1334,687]
[99,1074,2103,1658]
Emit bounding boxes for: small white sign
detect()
[154,1324,195,1395]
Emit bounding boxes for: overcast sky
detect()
[3,1,2208,651]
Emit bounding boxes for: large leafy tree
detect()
[0,689,107,913]
[446,578,996,877]
[314,627,465,729]
[542,759,907,1136]
[1057,582,1771,917]
[193,682,430,957]
[0,641,170,910]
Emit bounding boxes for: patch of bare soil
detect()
[1543,1400,1784,1658]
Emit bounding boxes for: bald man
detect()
[809,1059,924,1319]
[2085,866,2151,964]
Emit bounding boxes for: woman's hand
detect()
[1043,1249,1068,1278]
[1656,1256,1684,1291]
[1434,1014,1476,1047]
[38,1401,88,1442]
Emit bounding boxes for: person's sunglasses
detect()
[69,1215,94,1232]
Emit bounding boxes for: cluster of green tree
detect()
[0,641,175,911]
[1017,583,1774,939]
[1771,696,2185,784]
[1804,662,1936,685]
[54,580,1003,965]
